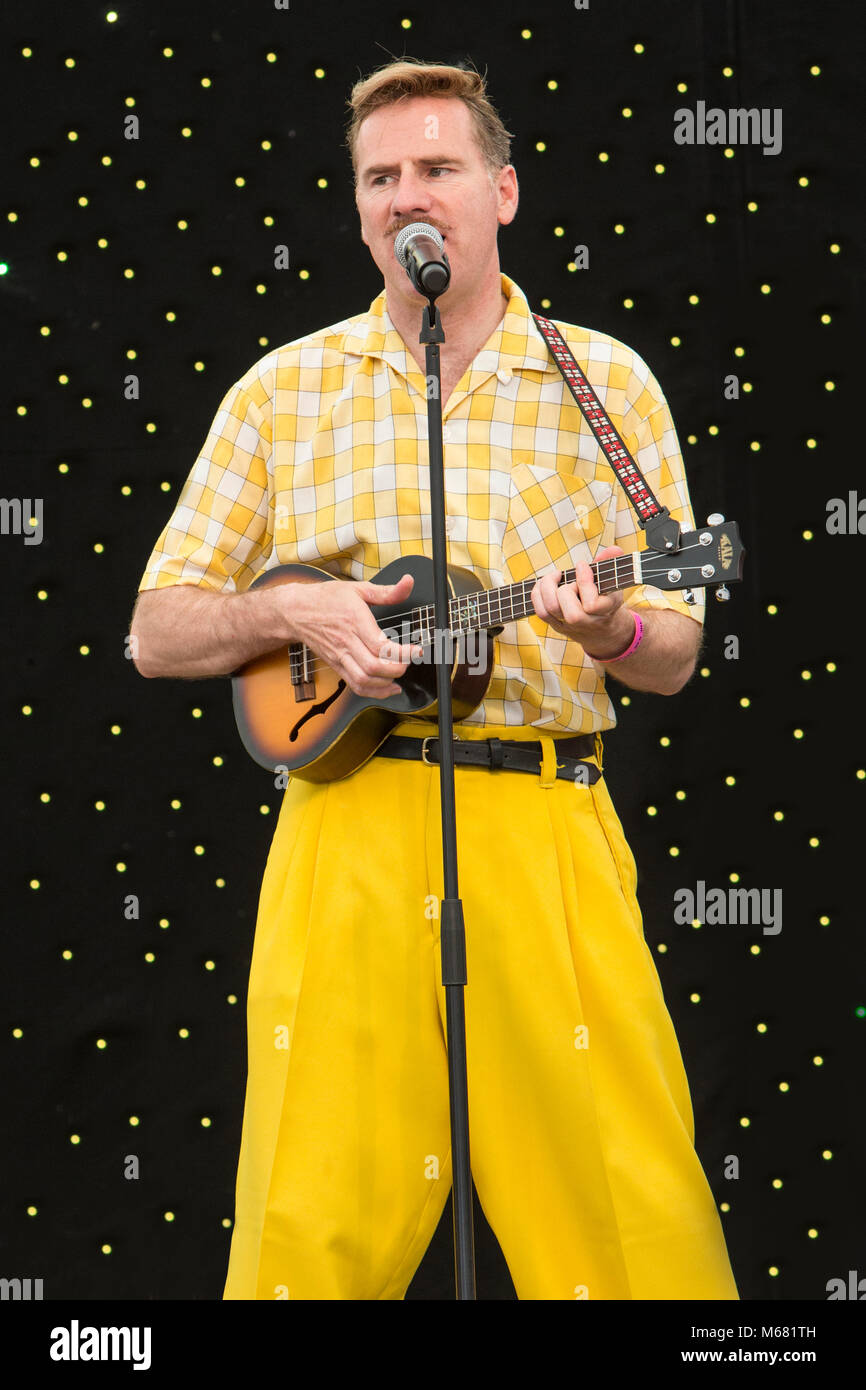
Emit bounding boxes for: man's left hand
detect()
[530,545,634,658]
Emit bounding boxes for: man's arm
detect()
[128,573,422,693]
[575,604,703,696]
[531,544,704,697]
[129,585,292,680]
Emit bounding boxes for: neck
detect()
[386,265,509,380]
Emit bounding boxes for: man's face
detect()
[354,95,518,313]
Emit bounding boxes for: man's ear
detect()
[496,165,519,227]
[355,192,370,247]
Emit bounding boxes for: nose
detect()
[390,166,434,220]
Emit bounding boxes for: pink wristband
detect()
[585,609,643,663]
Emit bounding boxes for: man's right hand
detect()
[276,572,423,698]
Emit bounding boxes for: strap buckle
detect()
[421,736,437,765]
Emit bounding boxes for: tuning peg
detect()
[706,512,725,525]
[715,585,731,602]
[682,589,697,604]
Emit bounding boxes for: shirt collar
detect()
[339,273,558,386]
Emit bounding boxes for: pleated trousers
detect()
[222,719,739,1301]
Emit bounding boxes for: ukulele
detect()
[232,519,744,781]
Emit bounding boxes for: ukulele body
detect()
[231,555,498,782]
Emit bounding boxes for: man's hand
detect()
[530,545,635,658]
[280,572,423,698]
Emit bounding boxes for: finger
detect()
[532,571,563,621]
[355,632,418,679]
[580,546,625,611]
[359,573,415,602]
[576,559,622,616]
[373,632,424,669]
[340,648,402,698]
[530,579,545,621]
[555,578,585,627]
[370,621,423,666]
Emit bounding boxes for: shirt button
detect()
[497,368,512,384]
[445,516,455,534]
[442,426,453,442]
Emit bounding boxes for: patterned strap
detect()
[532,313,681,553]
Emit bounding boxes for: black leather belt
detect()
[375,732,602,784]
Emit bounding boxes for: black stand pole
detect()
[419,296,476,1300]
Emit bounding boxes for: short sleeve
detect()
[612,375,705,630]
[136,379,274,594]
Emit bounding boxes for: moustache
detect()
[386,221,450,239]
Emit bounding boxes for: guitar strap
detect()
[532,313,682,555]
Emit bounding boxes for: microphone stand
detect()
[418,289,476,1300]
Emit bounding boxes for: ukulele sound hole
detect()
[288,680,346,742]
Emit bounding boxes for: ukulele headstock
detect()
[640,519,744,597]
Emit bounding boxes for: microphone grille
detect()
[394,222,444,266]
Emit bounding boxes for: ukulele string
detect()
[285,542,717,679]
[303,540,708,633]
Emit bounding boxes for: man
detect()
[130,59,739,1301]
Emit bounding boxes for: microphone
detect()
[393,222,451,297]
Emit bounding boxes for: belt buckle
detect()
[421,736,436,765]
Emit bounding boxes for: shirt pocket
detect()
[503,461,616,582]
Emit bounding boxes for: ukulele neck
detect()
[403,552,640,638]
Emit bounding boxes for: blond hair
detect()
[346,58,513,182]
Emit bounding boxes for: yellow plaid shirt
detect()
[137,273,704,735]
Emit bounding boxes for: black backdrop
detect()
[1,0,864,1311]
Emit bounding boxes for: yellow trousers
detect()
[223,720,739,1300]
